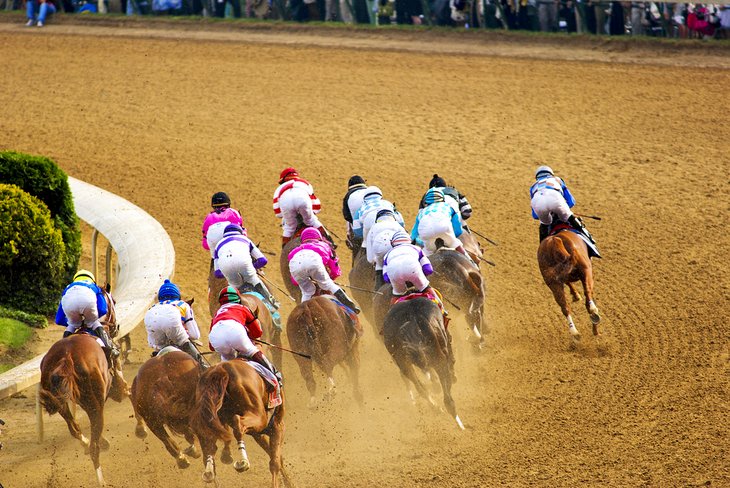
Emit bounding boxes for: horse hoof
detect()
[176,455,190,469]
[99,437,110,451]
[220,451,233,465]
[202,471,215,483]
[590,312,601,326]
[234,459,251,473]
[184,445,201,459]
[134,423,147,439]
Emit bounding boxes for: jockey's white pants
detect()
[417,214,462,256]
[217,244,262,290]
[367,222,401,270]
[289,249,340,302]
[61,285,102,333]
[385,254,430,296]
[279,189,321,238]
[531,189,572,225]
[144,303,189,350]
[208,320,258,361]
[359,210,380,245]
[205,221,229,258]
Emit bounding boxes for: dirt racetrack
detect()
[0,17,728,488]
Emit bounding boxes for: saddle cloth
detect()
[320,295,363,337]
[392,288,448,326]
[243,360,283,409]
[550,224,601,259]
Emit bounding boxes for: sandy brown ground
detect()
[0,18,728,488]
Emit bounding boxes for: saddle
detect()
[548,223,601,259]
[392,288,450,328]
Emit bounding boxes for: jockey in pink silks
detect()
[201,191,244,258]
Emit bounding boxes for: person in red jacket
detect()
[208,286,280,383]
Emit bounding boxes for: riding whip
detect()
[258,272,297,302]
[468,228,499,247]
[254,339,312,359]
[575,213,602,221]
[341,283,384,296]
[480,257,497,267]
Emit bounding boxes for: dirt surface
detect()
[0,18,729,488]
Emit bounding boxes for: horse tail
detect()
[39,354,79,415]
[191,366,233,443]
[551,236,573,265]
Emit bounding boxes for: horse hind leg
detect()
[231,415,251,473]
[57,400,89,451]
[547,282,580,339]
[435,362,464,431]
[345,347,364,406]
[86,404,105,486]
[293,355,318,408]
[147,419,190,469]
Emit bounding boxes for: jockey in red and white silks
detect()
[201,191,244,258]
[272,167,322,244]
[382,232,434,296]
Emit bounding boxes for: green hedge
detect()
[0,151,80,282]
[0,184,66,315]
[0,305,48,329]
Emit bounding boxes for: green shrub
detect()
[0,184,66,315]
[0,151,80,282]
[0,305,48,329]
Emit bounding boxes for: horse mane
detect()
[39,354,79,414]
[191,366,234,443]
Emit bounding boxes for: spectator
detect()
[607,0,624,35]
[719,5,730,39]
[25,0,56,26]
[630,1,645,35]
[215,0,241,17]
[537,0,558,31]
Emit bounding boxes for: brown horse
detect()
[382,298,463,430]
[347,245,377,325]
[286,295,364,407]
[538,229,601,339]
[428,248,487,349]
[190,360,293,487]
[38,287,129,486]
[131,350,202,469]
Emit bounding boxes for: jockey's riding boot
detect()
[254,283,280,310]
[250,351,282,386]
[281,235,291,248]
[63,330,73,338]
[539,223,549,242]
[180,340,208,370]
[95,327,120,358]
[375,270,385,290]
[568,215,596,244]
[334,289,361,314]
[318,226,337,249]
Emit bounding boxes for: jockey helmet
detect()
[158,279,181,301]
[390,231,411,247]
[219,286,242,305]
[363,186,382,199]
[348,175,366,188]
[424,188,445,205]
[223,224,244,236]
[279,167,298,184]
[428,174,447,188]
[300,227,322,242]
[73,269,96,283]
[535,166,554,179]
[211,192,231,208]
[375,209,395,222]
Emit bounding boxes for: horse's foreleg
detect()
[567,282,582,302]
[547,282,579,338]
[183,431,201,459]
[268,414,285,488]
[147,419,190,469]
[200,437,218,483]
[231,415,251,473]
[581,269,601,334]
[134,416,147,439]
[294,356,317,407]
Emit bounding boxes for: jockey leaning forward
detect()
[342,175,369,245]
[411,189,475,265]
[366,209,407,289]
[352,186,404,246]
[418,174,473,224]
[201,191,244,258]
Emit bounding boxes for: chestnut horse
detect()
[538,229,601,339]
[131,350,202,469]
[38,286,129,486]
[382,298,463,430]
[190,360,293,487]
[286,295,364,407]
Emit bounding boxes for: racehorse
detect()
[38,286,129,486]
[537,228,601,339]
[131,350,202,469]
[428,247,487,349]
[460,229,484,266]
[382,298,464,430]
[286,295,364,407]
[190,360,293,487]
[347,245,377,325]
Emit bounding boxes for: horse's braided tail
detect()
[39,355,79,414]
[192,366,233,443]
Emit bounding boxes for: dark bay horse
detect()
[538,229,601,339]
[382,298,463,430]
[131,350,202,469]
[428,248,487,349]
[190,360,293,487]
[347,245,377,325]
[286,295,364,407]
[38,287,129,486]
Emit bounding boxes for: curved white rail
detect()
[0,177,175,399]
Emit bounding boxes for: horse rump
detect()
[191,365,233,443]
[39,355,79,414]
[383,299,446,372]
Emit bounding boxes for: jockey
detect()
[288,227,361,314]
[208,286,281,384]
[352,186,403,244]
[411,189,473,263]
[144,279,207,369]
[201,191,244,258]
[366,209,406,289]
[273,167,334,247]
[530,166,597,246]
[213,224,280,310]
[342,175,369,243]
[382,231,434,296]
[55,269,119,357]
[419,174,473,223]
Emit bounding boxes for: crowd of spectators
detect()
[8,0,730,39]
